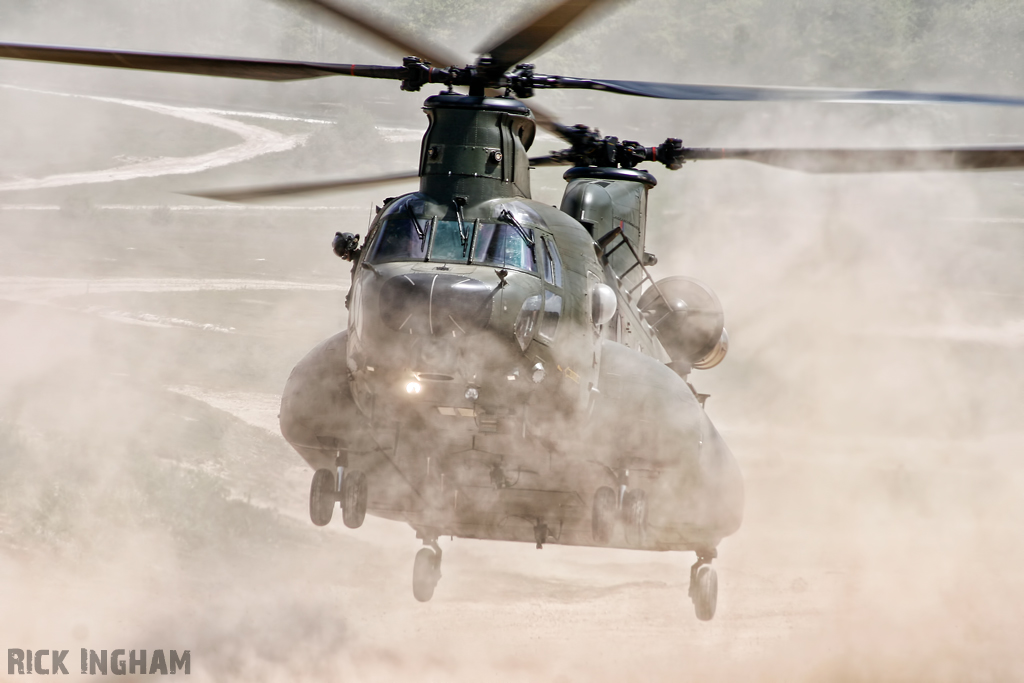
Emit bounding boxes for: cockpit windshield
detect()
[430,220,470,261]
[368,216,538,273]
[371,217,429,262]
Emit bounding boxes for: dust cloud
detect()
[2,0,1024,680]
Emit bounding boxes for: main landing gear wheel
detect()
[621,489,648,547]
[341,469,368,529]
[689,557,718,621]
[309,468,335,527]
[592,486,617,544]
[413,545,442,602]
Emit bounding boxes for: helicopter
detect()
[6,0,1024,621]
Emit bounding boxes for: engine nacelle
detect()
[638,276,728,369]
[694,328,729,369]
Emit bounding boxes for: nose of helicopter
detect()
[378,272,494,336]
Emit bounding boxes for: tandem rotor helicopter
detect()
[7,0,1024,620]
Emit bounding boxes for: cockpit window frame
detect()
[540,235,563,289]
[366,206,542,277]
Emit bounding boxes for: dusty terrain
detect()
[4,259,1019,679]
[2,182,1023,682]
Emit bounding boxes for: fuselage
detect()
[347,192,599,432]
[279,93,744,552]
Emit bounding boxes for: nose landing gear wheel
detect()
[592,486,617,544]
[621,489,647,547]
[413,546,442,602]
[309,468,336,527]
[690,563,718,621]
[341,470,368,529]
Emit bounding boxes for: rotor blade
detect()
[528,154,572,167]
[478,0,620,75]
[187,171,420,202]
[686,147,1024,173]
[0,42,405,82]
[189,153,568,202]
[539,76,1024,108]
[527,101,576,143]
[282,0,462,67]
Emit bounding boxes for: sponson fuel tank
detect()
[587,339,744,547]
[280,330,365,471]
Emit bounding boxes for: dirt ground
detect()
[1,213,1023,681]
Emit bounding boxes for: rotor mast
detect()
[417,94,537,203]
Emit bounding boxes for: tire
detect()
[342,470,368,529]
[309,468,336,527]
[413,548,439,602]
[693,565,718,621]
[622,489,648,547]
[592,486,617,544]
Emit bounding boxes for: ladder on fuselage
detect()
[596,225,668,305]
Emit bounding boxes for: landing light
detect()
[465,387,480,401]
[531,362,546,384]
[406,381,423,394]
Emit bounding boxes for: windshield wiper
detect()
[405,203,426,241]
[453,198,468,250]
[499,208,534,247]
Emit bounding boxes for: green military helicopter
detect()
[7,0,1024,620]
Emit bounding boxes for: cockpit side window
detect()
[541,235,563,288]
[472,223,538,273]
[537,291,562,344]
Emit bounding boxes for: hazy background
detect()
[2,0,1024,680]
